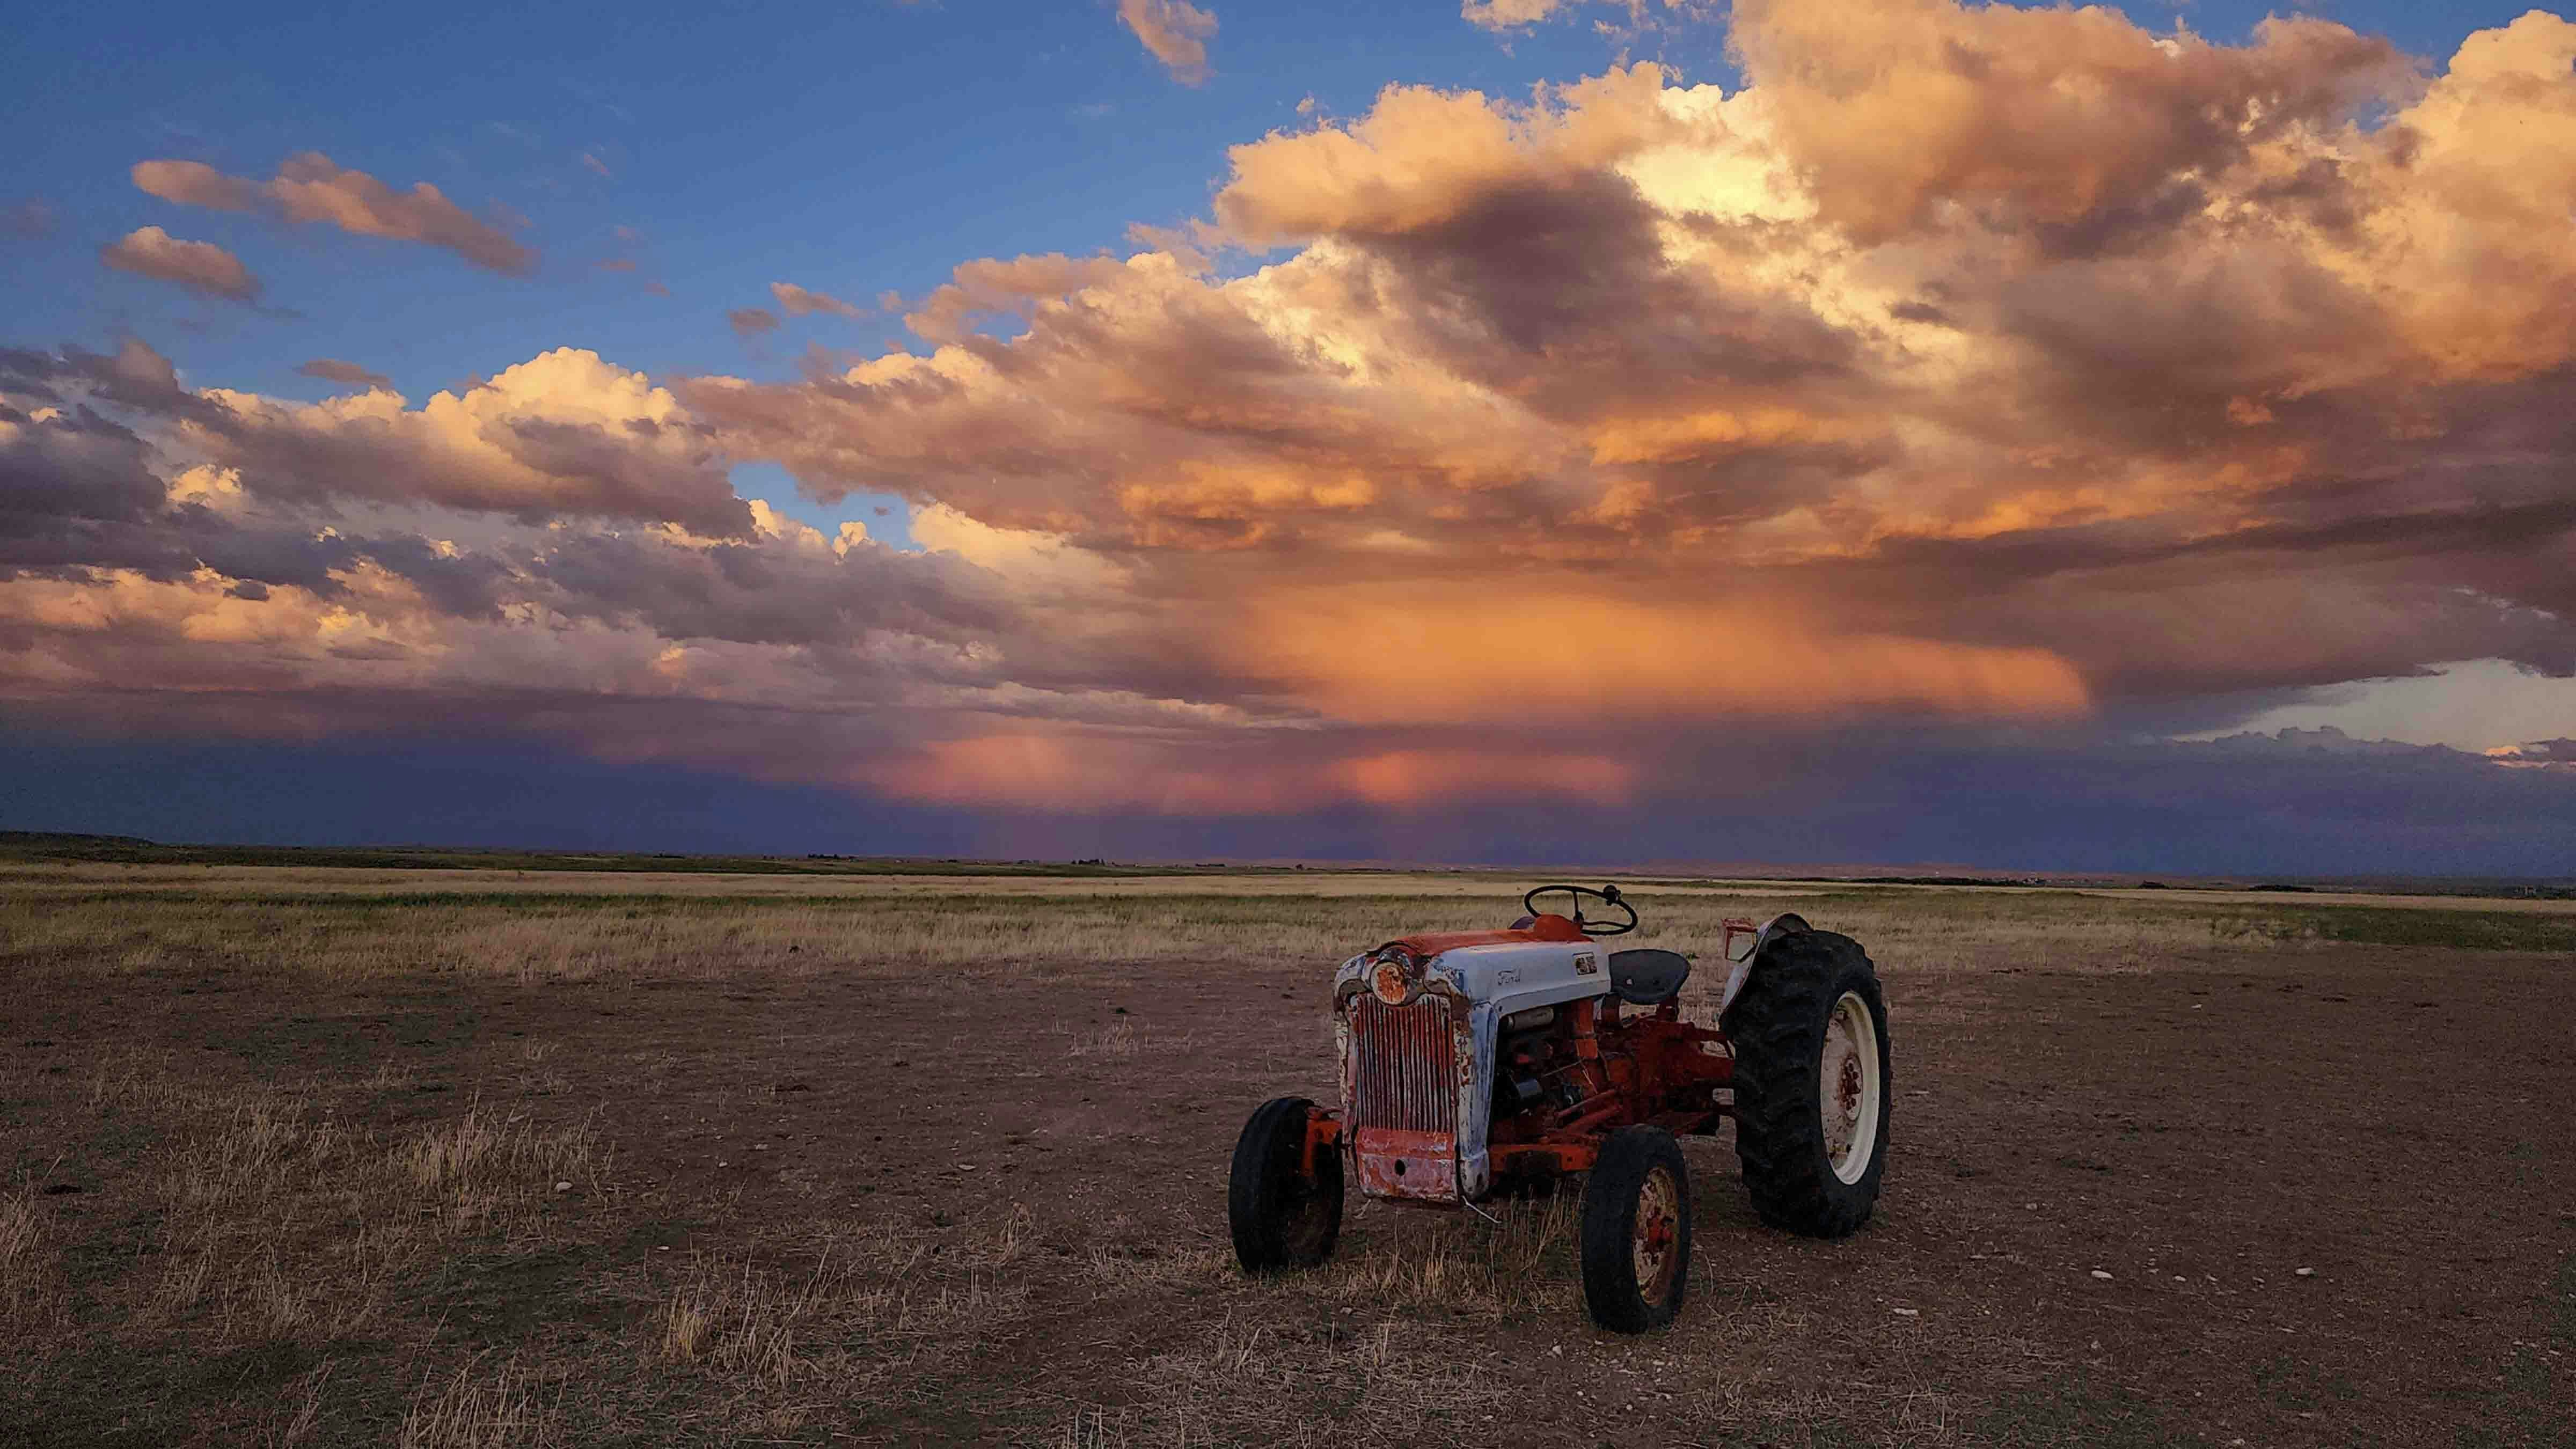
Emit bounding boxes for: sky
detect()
[2,0,2572,874]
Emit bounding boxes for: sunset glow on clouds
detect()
[3,1,2572,868]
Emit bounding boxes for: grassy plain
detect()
[2,865,2570,1445]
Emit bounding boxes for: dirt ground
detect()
[2,878,2570,1446]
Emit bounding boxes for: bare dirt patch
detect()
[2,877,2568,1444]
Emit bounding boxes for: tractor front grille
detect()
[1347,996,1458,1135]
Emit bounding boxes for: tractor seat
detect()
[1608,948,1691,1006]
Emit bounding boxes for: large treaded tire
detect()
[1721,928,1890,1239]
[1579,1125,1692,1333]
[1228,1096,1343,1273]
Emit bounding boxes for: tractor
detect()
[1227,884,1890,1333]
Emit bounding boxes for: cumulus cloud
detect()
[728,307,780,338]
[1118,0,1218,86]
[6,341,750,535]
[769,281,862,318]
[98,226,262,302]
[131,153,535,274]
[296,358,392,392]
[1725,0,2413,247]
[189,349,752,534]
[687,9,2576,722]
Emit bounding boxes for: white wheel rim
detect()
[1821,991,1881,1185]
[1631,1165,1682,1307]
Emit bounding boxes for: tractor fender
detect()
[1716,913,1812,1018]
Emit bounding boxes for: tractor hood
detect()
[1335,936,1612,1020]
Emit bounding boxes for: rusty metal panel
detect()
[1351,1126,1455,1199]
[1346,995,1461,1202]
[1348,995,1458,1135]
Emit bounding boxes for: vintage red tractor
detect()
[1228,884,1890,1332]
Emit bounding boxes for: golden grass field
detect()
[3,866,2570,1445]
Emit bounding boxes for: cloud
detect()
[769,281,862,318]
[0,344,1062,755]
[728,307,781,338]
[98,227,262,302]
[131,152,536,275]
[1209,65,1692,245]
[1118,0,1218,86]
[130,160,260,213]
[1723,0,2414,247]
[3,340,750,536]
[2487,738,2576,769]
[1462,0,1572,32]
[680,9,2576,752]
[1245,586,2089,726]
[296,358,392,392]
[0,402,172,544]
[189,348,752,534]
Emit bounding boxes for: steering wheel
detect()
[1522,883,1639,937]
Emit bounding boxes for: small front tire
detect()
[1228,1096,1343,1273]
[1579,1125,1692,1333]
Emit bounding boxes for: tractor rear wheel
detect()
[1579,1125,1692,1333]
[1228,1096,1343,1274]
[1722,928,1890,1238]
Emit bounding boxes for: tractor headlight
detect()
[1368,947,1418,1005]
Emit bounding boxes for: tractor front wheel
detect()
[1723,927,1890,1238]
[1579,1125,1692,1333]
[1228,1096,1343,1274]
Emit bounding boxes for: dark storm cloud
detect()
[1,338,204,415]
[0,405,168,526]
[525,527,1009,647]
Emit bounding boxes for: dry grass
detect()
[1057,1313,1490,1448]
[126,1092,604,1344]
[255,1365,337,1449]
[2,875,2503,994]
[632,1209,1043,1439]
[1296,1194,1584,1321]
[394,1354,561,1449]
[1,1185,60,1331]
